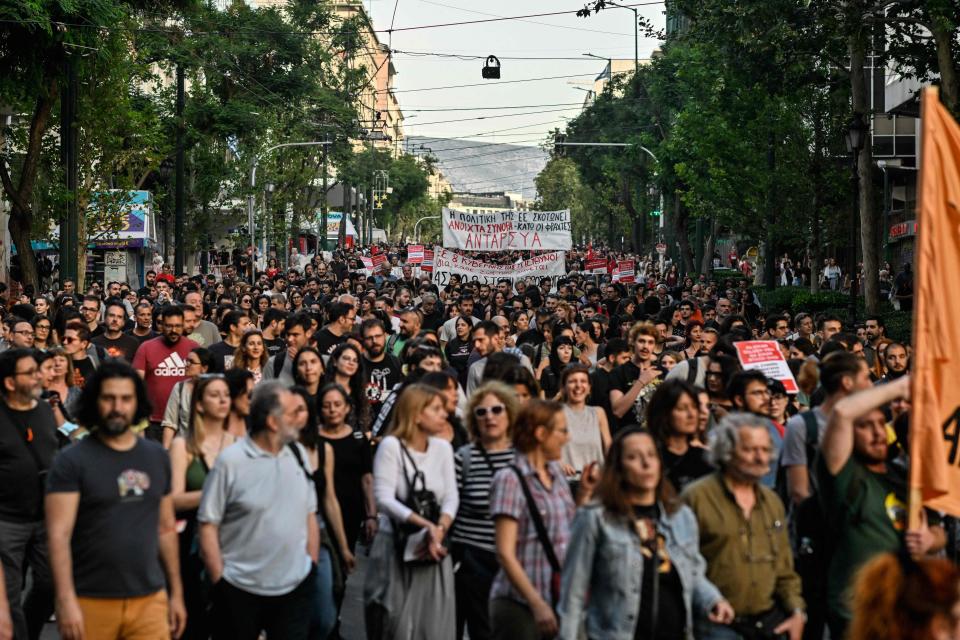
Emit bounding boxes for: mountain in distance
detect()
[407,135,548,199]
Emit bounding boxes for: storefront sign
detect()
[889,220,918,241]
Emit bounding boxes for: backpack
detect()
[272,351,286,378]
[685,356,700,385]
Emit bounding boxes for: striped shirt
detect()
[450,444,516,553]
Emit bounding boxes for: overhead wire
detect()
[379,73,596,94]
[405,107,581,128]
[417,0,632,37]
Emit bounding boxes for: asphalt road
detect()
[40,548,372,640]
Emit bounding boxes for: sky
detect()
[363,0,667,155]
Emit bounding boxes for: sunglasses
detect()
[62,336,80,344]
[474,404,506,418]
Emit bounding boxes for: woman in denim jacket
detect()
[558,428,734,640]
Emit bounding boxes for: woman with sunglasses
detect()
[323,343,370,434]
[161,347,215,449]
[558,428,734,640]
[32,316,55,350]
[231,330,268,384]
[451,382,518,640]
[238,294,254,313]
[170,375,236,640]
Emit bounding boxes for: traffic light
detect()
[649,209,661,218]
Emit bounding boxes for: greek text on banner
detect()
[431,246,566,288]
[442,207,572,251]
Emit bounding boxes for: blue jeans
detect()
[310,548,337,640]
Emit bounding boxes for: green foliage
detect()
[756,287,850,314]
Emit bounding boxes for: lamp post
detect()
[249,141,332,284]
[579,4,638,75]
[844,114,867,326]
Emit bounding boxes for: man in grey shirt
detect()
[184,291,222,347]
[198,381,318,640]
[781,352,872,506]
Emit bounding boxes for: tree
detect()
[534,156,597,243]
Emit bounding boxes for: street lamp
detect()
[578,3,639,75]
[844,113,867,325]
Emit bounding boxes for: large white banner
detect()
[432,246,566,288]
[442,207,572,251]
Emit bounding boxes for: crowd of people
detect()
[0,244,950,640]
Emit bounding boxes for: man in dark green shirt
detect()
[817,375,944,638]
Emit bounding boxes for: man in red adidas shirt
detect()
[133,305,197,444]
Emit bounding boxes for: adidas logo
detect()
[154,352,187,377]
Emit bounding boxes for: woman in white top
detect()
[559,364,610,478]
[364,384,459,640]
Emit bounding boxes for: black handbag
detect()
[397,441,441,532]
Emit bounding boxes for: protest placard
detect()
[734,341,799,394]
[442,207,572,251]
[431,246,566,288]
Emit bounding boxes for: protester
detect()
[198,381,319,640]
[0,349,57,640]
[610,322,663,430]
[231,329,268,383]
[92,301,140,361]
[364,384,458,640]
[646,379,714,493]
[559,427,735,640]
[817,375,945,638]
[292,386,353,640]
[263,312,312,385]
[323,343,371,433]
[130,306,195,439]
[46,361,186,640]
[848,553,960,640]
[316,383,376,554]
[683,412,805,640]
[451,382,518,640]
[169,374,236,640]
[558,363,610,479]
[489,399,576,640]
[161,346,214,448]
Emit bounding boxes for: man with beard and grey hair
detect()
[0,349,58,640]
[46,361,186,640]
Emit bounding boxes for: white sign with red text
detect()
[431,246,566,288]
[734,340,799,394]
[442,207,572,251]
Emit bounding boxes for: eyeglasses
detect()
[62,336,80,344]
[81,306,99,313]
[35,324,50,331]
[13,329,34,336]
[474,404,506,418]
[14,368,39,377]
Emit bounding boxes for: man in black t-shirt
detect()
[0,349,58,640]
[360,319,403,422]
[609,322,664,431]
[92,301,140,362]
[46,362,185,639]
[314,301,356,357]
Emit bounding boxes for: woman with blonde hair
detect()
[850,552,960,640]
[451,382,519,640]
[364,384,459,640]
[169,375,236,640]
[231,329,268,383]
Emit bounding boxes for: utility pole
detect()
[320,141,328,251]
[174,63,186,275]
[60,56,79,284]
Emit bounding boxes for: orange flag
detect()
[909,87,960,520]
